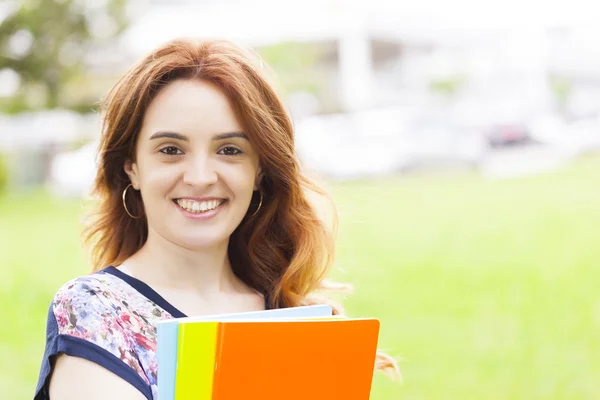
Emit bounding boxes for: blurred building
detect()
[3,0,600,190]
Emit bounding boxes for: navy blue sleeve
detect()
[33,303,58,400]
[33,299,153,400]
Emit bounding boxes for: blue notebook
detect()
[156,305,333,400]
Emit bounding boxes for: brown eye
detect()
[218,146,242,156]
[159,146,183,156]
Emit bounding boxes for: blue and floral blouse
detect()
[34,266,267,399]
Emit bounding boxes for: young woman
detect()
[34,38,398,400]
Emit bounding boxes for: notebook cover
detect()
[212,319,380,400]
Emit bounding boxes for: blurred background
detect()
[1,0,599,398]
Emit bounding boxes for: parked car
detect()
[527,112,600,155]
[294,108,488,180]
[400,116,488,171]
[482,123,531,148]
[294,108,412,180]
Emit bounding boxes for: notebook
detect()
[174,317,380,400]
[156,305,334,400]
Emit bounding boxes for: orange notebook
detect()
[175,318,380,400]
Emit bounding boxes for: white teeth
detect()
[176,199,223,213]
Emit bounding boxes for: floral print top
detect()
[34,266,192,400]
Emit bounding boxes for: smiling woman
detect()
[33,38,399,400]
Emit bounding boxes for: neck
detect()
[123,227,243,296]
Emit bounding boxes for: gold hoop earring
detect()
[122,183,141,219]
[249,190,263,218]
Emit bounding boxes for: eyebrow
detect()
[149,131,248,141]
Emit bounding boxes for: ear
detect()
[124,159,141,190]
[254,166,263,191]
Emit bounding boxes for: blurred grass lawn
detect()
[1,155,599,399]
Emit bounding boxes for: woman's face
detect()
[125,79,261,250]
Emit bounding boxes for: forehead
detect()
[140,79,243,138]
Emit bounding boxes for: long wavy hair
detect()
[82,38,399,378]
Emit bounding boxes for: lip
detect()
[174,197,226,202]
[172,198,227,220]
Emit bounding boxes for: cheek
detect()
[139,161,179,197]
[228,165,259,196]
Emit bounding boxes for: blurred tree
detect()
[257,41,333,112]
[0,0,129,113]
[0,153,7,193]
[549,74,572,116]
[429,74,466,97]
[258,42,328,95]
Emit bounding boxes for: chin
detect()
[172,233,229,250]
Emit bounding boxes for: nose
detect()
[182,154,218,187]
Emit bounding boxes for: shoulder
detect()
[51,271,126,337]
[53,269,123,304]
[41,270,157,399]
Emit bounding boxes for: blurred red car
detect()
[484,124,531,147]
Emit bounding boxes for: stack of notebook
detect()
[156,305,381,400]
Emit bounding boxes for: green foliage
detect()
[258,42,326,71]
[0,0,129,113]
[429,74,467,96]
[257,42,328,95]
[550,74,573,113]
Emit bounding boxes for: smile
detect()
[173,198,226,214]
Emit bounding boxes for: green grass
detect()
[2,155,600,399]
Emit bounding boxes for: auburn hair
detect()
[82,38,399,378]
